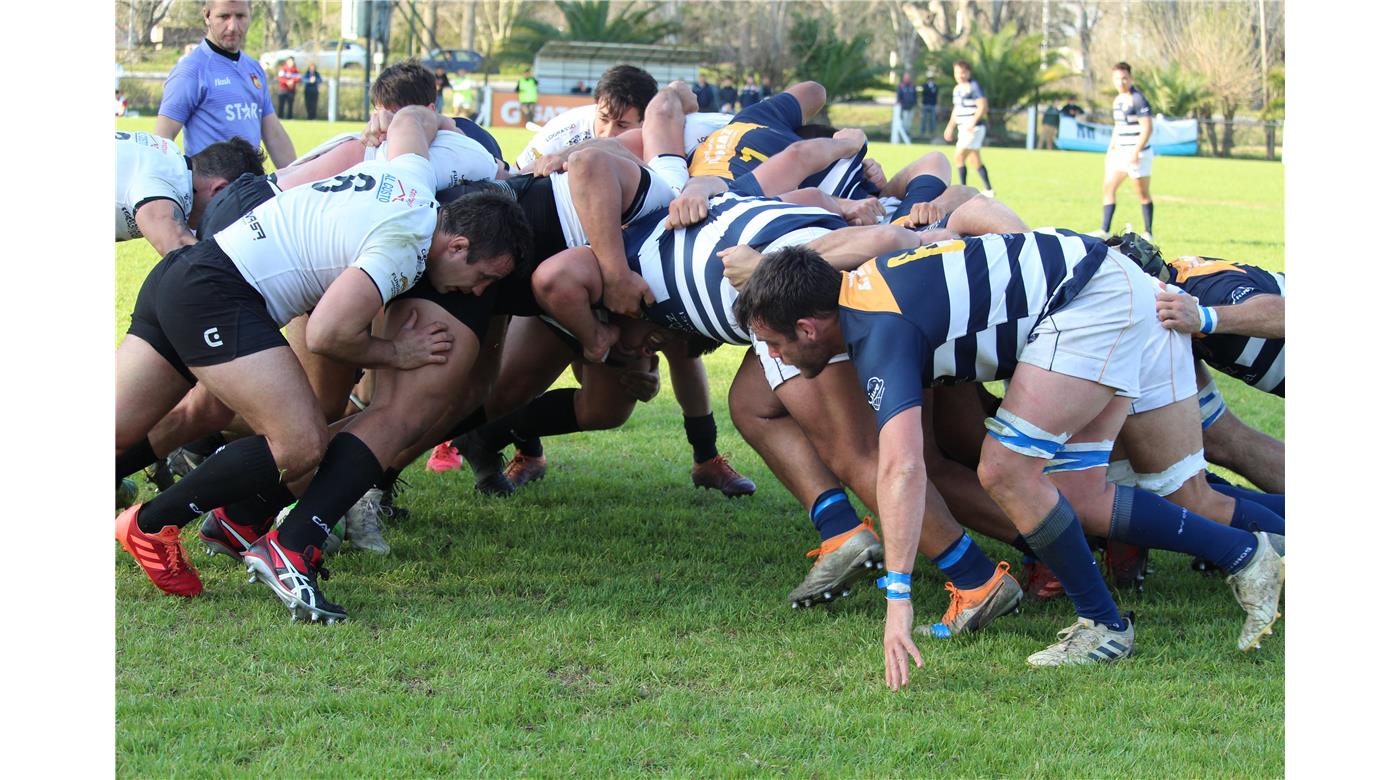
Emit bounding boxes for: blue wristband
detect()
[876,571,912,601]
[1196,301,1218,334]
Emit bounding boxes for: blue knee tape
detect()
[1044,441,1114,474]
[985,409,1069,460]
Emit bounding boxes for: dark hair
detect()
[595,64,658,122]
[1112,61,1133,75]
[189,136,265,182]
[371,61,436,109]
[953,60,971,72]
[684,332,723,358]
[795,123,837,140]
[732,246,841,338]
[439,190,534,274]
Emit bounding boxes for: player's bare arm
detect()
[153,115,185,144]
[259,113,297,168]
[875,407,928,692]
[665,175,728,228]
[133,199,197,256]
[1156,290,1284,338]
[305,270,452,369]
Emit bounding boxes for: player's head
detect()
[203,0,251,53]
[188,137,266,222]
[430,190,533,296]
[953,60,972,83]
[371,61,437,111]
[1107,232,1170,282]
[733,246,844,378]
[1112,62,1133,92]
[593,64,658,137]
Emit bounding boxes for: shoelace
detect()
[301,547,331,583]
[161,535,192,575]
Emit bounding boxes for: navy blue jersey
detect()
[1112,87,1152,150]
[452,116,503,162]
[689,93,876,199]
[623,193,847,345]
[1168,256,1285,396]
[839,230,1109,430]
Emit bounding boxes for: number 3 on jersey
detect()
[311,173,376,194]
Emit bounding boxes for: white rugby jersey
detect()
[951,81,986,129]
[115,130,193,241]
[623,193,848,345]
[214,154,438,326]
[516,103,733,168]
[291,130,497,193]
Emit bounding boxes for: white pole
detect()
[329,77,338,122]
[1027,106,1036,150]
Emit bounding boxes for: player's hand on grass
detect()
[1155,290,1204,334]
[391,309,453,369]
[884,599,924,692]
[665,191,710,228]
[861,157,888,192]
[719,244,762,290]
[362,108,396,148]
[838,197,883,226]
[602,269,655,319]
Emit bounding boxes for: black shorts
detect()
[127,241,286,383]
[196,172,278,240]
[394,280,494,344]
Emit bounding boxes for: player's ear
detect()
[209,177,231,196]
[452,235,471,259]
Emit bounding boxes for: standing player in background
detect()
[516,68,539,127]
[155,0,296,168]
[943,60,993,198]
[1092,63,1155,240]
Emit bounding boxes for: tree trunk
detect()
[1197,106,1219,157]
[1265,123,1276,161]
[270,0,290,49]
[1221,101,1237,157]
[463,0,476,50]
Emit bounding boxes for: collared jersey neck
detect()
[205,38,240,61]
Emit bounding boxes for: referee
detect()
[1093,62,1155,240]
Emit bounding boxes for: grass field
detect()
[115,117,1283,777]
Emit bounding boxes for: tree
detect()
[502,0,680,65]
[787,10,887,124]
[1137,62,1212,119]
[926,27,1072,138]
[119,0,178,47]
[902,1,973,50]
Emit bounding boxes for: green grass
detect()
[115,118,1283,776]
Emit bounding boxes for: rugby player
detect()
[115,106,528,602]
[734,229,1283,683]
[116,130,265,256]
[1091,63,1155,240]
[942,60,993,197]
[523,192,1032,626]
[1134,245,1285,494]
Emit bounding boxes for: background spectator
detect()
[302,63,322,120]
[1038,103,1060,149]
[116,90,128,117]
[154,0,295,167]
[516,67,539,125]
[434,66,449,112]
[896,71,917,136]
[739,76,760,109]
[276,57,300,119]
[760,77,773,99]
[919,73,939,136]
[719,77,738,113]
[570,80,591,95]
[693,74,718,113]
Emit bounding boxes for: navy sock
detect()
[891,174,948,222]
[810,488,861,540]
[1101,203,1116,233]
[977,166,992,189]
[1023,494,1124,630]
[138,436,283,533]
[466,389,580,455]
[957,165,967,185]
[279,433,384,552]
[1205,474,1285,518]
[684,413,719,464]
[117,438,158,481]
[1108,486,1258,574]
[1011,535,1034,557]
[1141,201,1154,233]
[930,532,996,590]
[1230,498,1285,535]
[183,432,228,458]
[441,406,488,445]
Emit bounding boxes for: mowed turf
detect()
[115,117,1283,777]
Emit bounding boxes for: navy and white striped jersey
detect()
[951,80,986,128]
[1112,87,1152,150]
[623,193,848,345]
[1167,256,1285,396]
[838,229,1109,430]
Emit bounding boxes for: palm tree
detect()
[786,12,887,125]
[502,1,680,65]
[1137,63,1212,119]
[926,28,1073,139]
